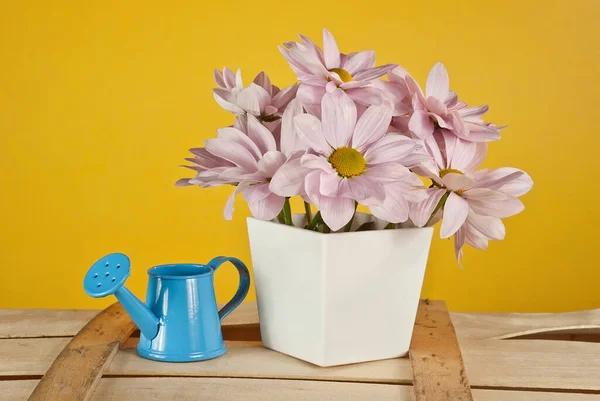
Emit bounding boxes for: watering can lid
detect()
[83,253,131,298]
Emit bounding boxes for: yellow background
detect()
[1,0,599,312]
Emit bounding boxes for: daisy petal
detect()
[253,71,272,94]
[440,192,469,238]
[368,183,411,223]
[304,170,322,206]
[475,167,533,197]
[301,154,335,172]
[352,64,397,82]
[364,135,417,164]
[235,68,243,88]
[243,183,272,203]
[440,173,475,191]
[466,229,489,250]
[343,50,376,75]
[271,83,299,110]
[352,104,393,152]
[423,134,445,170]
[247,192,285,221]
[258,151,287,177]
[175,178,192,186]
[269,158,310,197]
[224,180,256,220]
[467,213,505,240]
[426,62,449,101]
[205,139,258,171]
[319,196,355,231]
[321,89,357,148]
[408,110,435,138]
[217,127,262,160]
[409,188,447,227]
[464,142,488,172]
[280,98,305,155]
[296,83,327,108]
[323,28,341,69]
[319,172,345,197]
[462,123,501,142]
[293,114,331,154]
[454,226,466,264]
[214,69,226,88]
[346,176,386,201]
[213,89,244,114]
[247,114,277,154]
[189,147,234,169]
[236,87,261,116]
[365,162,411,183]
[345,87,385,106]
[459,105,489,118]
[463,188,525,218]
[223,67,236,88]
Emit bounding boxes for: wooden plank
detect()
[409,300,473,400]
[2,336,599,392]
[2,378,599,401]
[3,302,599,342]
[0,302,259,339]
[0,309,98,339]
[452,309,600,340]
[26,303,136,401]
[461,339,600,392]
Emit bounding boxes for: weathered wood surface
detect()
[0,303,259,339]
[451,308,600,340]
[1,302,599,400]
[409,300,473,400]
[2,378,600,401]
[2,336,599,391]
[3,302,598,342]
[26,303,136,401]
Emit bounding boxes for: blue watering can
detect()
[83,253,250,362]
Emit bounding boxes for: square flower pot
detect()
[246,213,434,367]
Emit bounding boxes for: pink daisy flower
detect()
[213,69,298,123]
[271,89,425,231]
[279,29,396,113]
[177,101,307,221]
[384,63,503,142]
[409,131,533,262]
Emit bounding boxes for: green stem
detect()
[425,191,450,227]
[304,201,312,225]
[283,197,293,226]
[384,222,396,230]
[343,202,358,232]
[307,211,322,230]
[277,210,285,224]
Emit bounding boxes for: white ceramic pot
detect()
[246,213,434,367]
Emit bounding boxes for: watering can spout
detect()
[114,287,160,340]
[83,253,160,341]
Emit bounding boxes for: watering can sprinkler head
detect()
[83,253,160,340]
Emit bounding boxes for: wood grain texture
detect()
[452,309,600,340]
[2,378,599,401]
[0,303,259,339]
[3,302,599,341]
[2,336,599,392]
[409,300,473,400]
[25,303,136,401]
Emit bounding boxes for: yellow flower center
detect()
[328,147,366,178]
[328,68,353,83]
[439,168,463,178]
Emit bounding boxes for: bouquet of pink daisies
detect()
[178,29,533,262]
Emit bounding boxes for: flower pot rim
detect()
[246,216,434,236]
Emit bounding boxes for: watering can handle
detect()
[208,257,251,322]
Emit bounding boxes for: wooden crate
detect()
[0,300,599,400]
